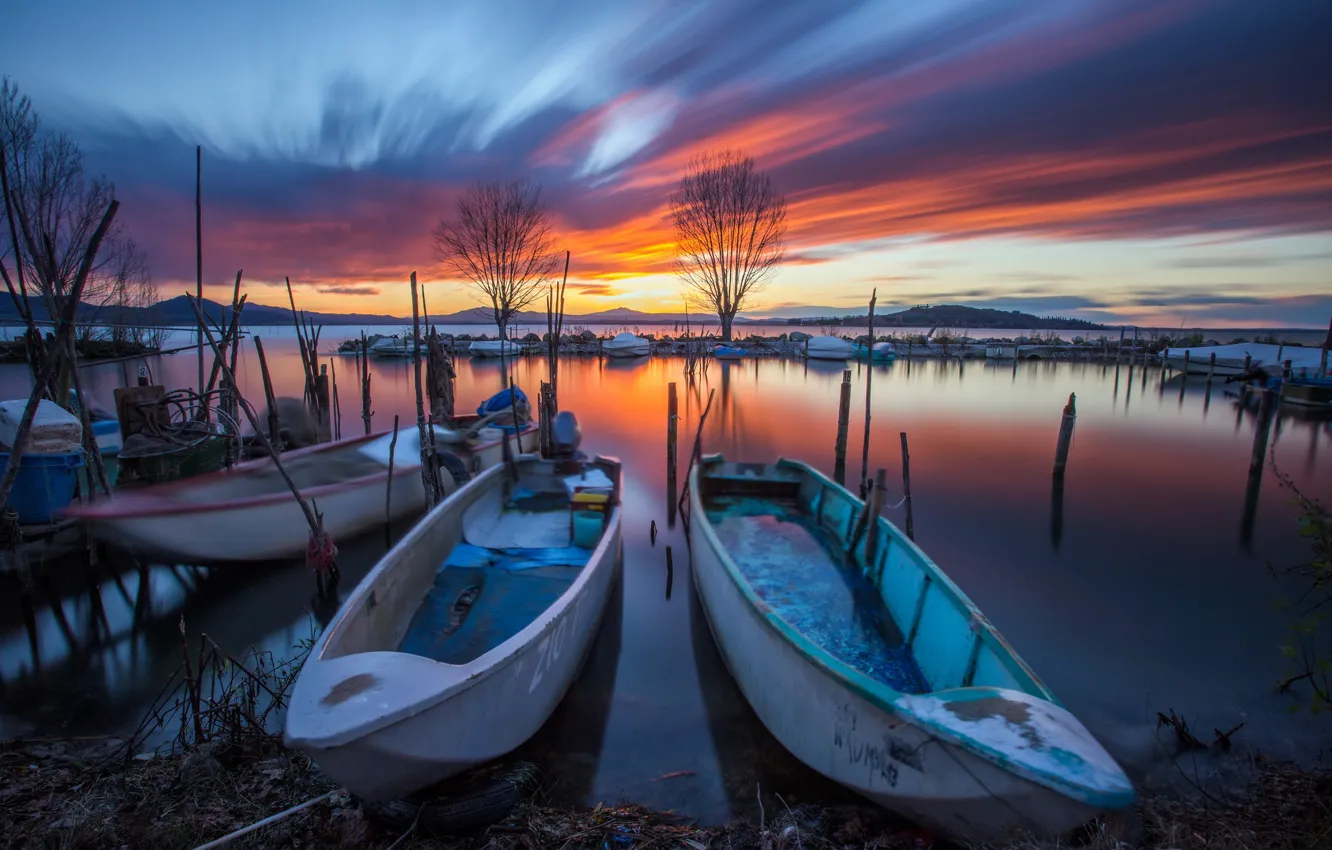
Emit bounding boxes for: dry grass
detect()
[2,735,1328,850]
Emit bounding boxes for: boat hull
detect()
[67,426,528,563]
[285,459,623,801]
[603,344,650,357]
[687,463,1116,844]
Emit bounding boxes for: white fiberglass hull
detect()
[285,459,623,801]
[603,342,650,357]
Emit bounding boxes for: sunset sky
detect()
[8,0,1331,327]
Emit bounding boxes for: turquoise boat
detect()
[687,455,1133,844]
[854,341,898,361]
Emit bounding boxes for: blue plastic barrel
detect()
[0,450,85,524]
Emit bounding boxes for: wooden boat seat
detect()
[706,495,930,694]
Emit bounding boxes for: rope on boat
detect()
[190,789,339,849]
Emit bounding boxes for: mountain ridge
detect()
[1,296,1105,330]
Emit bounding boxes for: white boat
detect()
[284,451,623,801]
[602,332,651,358]
[804,335,856,360]
[65,414,538,563]
[468,339,523,358]
[369,335,420,358]
[1165,342,1324,377]
[687,456,1133,845]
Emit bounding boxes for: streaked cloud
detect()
[5,0,1329,325]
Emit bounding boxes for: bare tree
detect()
[1,77,126,326]
[432,179,559,339]
[671,151,787,341]
[105,238,164,348]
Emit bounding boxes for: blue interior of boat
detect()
[705,494,930,694]
[399,550,589,665]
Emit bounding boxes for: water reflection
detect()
[1,345,1330,815]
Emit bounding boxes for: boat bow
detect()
[898,686,1134,811]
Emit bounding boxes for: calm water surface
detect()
[1,332,1329,823]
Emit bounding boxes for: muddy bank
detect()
[2,734,1327,849]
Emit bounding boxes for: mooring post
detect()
[385,415,399,550]
[865,468,887,566]
[1053,392,1076,478]
[1116,326,1125,366]
[330,358,341,441]
[899,432,915,541]
[833,369,851,485]
[665,545,674,601]
[859,289,877,498]
[253,337,280,449]
[1159,348,1168,397]
[314,364,332,442]
[360,331,373,435]
[1206,352,1216,386]
[667,381,679,508]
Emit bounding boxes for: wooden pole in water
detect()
[1116,326,1124,366]
[330,358,341,441]
[1053,393,1076,477]
[859,289,877,498]
[1320,315,1331,379]
[667,382,679,507]
[865,468,887,566]
[833,369,851,485]
[195,146,204,400]
[410,273,437,509]
[253,337,281,448]
[314,364,331,442]
[360,331,372,434]
[899,432,915,541]
[665,544,674,601]
[1206,352,1216,386]
[385,415,399,549]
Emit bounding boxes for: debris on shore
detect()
[2,734,1328,849]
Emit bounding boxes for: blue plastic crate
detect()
[0,450,85,524]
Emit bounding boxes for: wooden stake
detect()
[253,337,280,449]
[665,545,674,600]
[900,432,915,541]
[859,289,877,499]
[1053,393,1076,478]
[833,369,851,485]
[1206,352,1216,386]
[195,146,204,400]
[676,388,717,515]
[410,273,437,509]
[360,330,372,435]
[865,468,887,566]
[330,358,341,441]
[385,415,399,550]
[1116,326,1125,366]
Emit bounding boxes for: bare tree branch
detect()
[432,179,559,338]
[671,150,787,342]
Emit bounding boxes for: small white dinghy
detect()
[602,331,651,357]
[468,339,523,358]
[65,414,535,563]
[284,448,622,802]
[804,335,856,360]
[688,456,1133,844]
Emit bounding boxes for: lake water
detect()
[1,334,1329,823]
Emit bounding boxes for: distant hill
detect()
[784,304,1106,330]
[3,296,1102,331]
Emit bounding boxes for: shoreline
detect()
[3,732,1326,849]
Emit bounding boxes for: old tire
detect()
[360,762,537,835]
[435,449,472,489]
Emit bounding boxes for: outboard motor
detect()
[551,411,583,459]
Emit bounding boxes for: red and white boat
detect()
[65,415,536,564]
